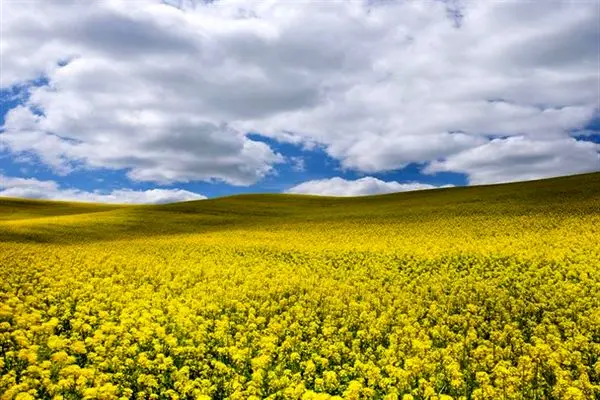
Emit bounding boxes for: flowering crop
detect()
[1,173,600,399]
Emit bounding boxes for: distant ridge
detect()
[1,171,599,244]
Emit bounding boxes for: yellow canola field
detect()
[1,173,600,400]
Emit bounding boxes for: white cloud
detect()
[425,136,600,185]
[0,175,205,204]
[289,156,305,172]
[230,0,599,174]
[1,0,284,185]
[1,0,598,185]
[286,176,451,197]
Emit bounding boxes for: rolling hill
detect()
[1,172,599,399]
[1,172,599,245]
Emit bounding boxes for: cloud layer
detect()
[287,177,451,197]
[426,136,600,185]
[0,175,205,204]
[1,0,598,188]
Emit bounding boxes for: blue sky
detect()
[1,0,598,203]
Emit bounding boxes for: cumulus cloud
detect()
[426,136,600,185]
[1,0,598,185]
[286,177,451,197]
[1,0,284,185]
[0,175,205,204]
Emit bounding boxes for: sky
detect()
[0,0,599,203]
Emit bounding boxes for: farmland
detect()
[1,173,600,399]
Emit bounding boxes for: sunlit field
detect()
[1,173,599,400]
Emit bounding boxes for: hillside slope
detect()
[1,172,599,245]
[1,173,599,399]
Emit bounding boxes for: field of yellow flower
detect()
[1,173,600,400]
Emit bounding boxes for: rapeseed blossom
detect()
[1,174,600,398]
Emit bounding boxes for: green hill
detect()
[1,172,599,244]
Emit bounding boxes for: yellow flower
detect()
[71,340,87,354]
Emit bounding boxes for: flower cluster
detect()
[1,191,599,399]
